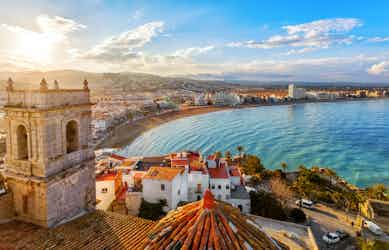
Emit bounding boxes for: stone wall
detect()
[0,192,14,223]
[126,192,142,216]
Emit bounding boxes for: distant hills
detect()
[0,70,388,92]
[0,70,239,93]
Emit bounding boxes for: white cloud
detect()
[367,61,389,75]
[81,21,164,62]
[228,18,362,51]
[1,15,85,66]
[368,37,389,43]
[172,46,214,58]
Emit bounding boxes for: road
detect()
[300,203,358,250]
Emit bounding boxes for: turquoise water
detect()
[118,99,389,187]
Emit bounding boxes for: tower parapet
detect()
[5,78,91,109]
[2,78,95,228]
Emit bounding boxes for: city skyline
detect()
[1,0,389,83]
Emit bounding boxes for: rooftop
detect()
[0,211,154,250]
[143,167,184,181]
[208,166,229,179]
[142,190,282,249]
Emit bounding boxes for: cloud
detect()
[172,46,214,58]
[81,21,164,62]
[368,37,389,43]
[228,18,362,50]
[367,61,389,75]
[284,47,318,55]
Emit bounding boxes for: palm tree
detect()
[236,145,244,157]
[281,162,288,173]
[225,150,232,164]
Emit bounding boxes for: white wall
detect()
[230,198,251,214]
[96,180,115,210]
[188,171,209,201]
[210,178,231,201]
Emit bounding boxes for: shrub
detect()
[249,191,287,220]
[289,208,306,223]
[138,199,167,220]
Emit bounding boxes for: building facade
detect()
[2,78,95,227]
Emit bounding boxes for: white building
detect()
[96,173,118,210]
[288,84,306,99]
[306,91,338,100]
[142,167,188,210]
[213,92,243,106]
[194,93,208,106]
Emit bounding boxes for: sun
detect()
[13,31,58,65]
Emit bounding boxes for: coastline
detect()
[97,97,388,150]
[96,106,233,149]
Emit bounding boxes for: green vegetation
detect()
[249,191,287,220]
[291,166,365,211]
[240,154,265,176]
[288,208,306,223]
[358,238,389,250]
[366,183,388,201]
[138,199,167,220]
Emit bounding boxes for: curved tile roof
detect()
[142,190,282,250]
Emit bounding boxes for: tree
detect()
[240,154,265,175]
[138,199,167,220]
[0,173,5,190]
[269,177,293,207]
[281,162,288,173]
[289,208,306,223]
[249,191,287,220]
[367,184,387,201]
[236,145,244,157]
[214,151,222,159]
[225,150,232,164]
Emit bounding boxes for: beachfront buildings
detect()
[288,84,307,99]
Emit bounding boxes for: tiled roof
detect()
[0,211,155,250]
[142,190,281,250]
[96,172,116,182]
[110,153,127,161]
[143,167,184,181]
[208,166,229,179]
[229,167,241,177]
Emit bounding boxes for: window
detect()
[218,185,221,190]
[211,184,215,189]
[16,125,28,160]
[178,189,180,195]
[196,184,202,193]
[66,120,79,153]
[226,185,230,190]
[217,195,222,200]
[161,184,165,191]
[22,195,28,214]
[226,195,230,200]
[101,188,108,193]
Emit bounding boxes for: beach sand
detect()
[97,106,232,149]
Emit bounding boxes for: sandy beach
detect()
[96,97,388,150]
[97,106,233,149]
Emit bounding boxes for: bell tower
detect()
[3,78,95,227]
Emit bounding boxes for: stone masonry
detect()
[2,78,96,227]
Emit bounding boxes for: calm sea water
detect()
[118,99,389,187]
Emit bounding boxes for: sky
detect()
[1,0,389,82]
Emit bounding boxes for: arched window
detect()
[66,120,79,153]
[16,125,28,160]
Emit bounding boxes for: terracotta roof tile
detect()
[143,167,184,181]
[142,190,283,250]
[208,166,229,179]
[0,211,155,250]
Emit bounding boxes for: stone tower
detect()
[2,78,95,227]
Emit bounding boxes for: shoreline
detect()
[97,97,388,150]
